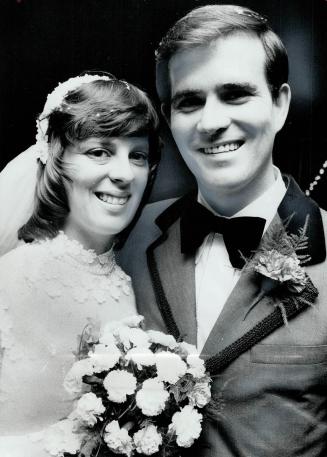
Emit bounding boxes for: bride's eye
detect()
[129,151,149,166]
[86,148,111,162]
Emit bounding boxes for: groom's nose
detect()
[196,95,231,135]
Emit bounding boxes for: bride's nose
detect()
[106,152,134,185]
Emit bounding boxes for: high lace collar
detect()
[39,231,116,275]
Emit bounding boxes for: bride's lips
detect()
[94,192,130,206]
[198,140,244,154]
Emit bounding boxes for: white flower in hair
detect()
[35,74,111,164]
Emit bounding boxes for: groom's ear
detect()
[161,103,171,125]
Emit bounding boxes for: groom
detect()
[119,5,327,456]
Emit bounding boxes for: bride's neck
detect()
[62,225,115,254]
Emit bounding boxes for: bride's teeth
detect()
[98,194,128,205]
[203,142,241,154]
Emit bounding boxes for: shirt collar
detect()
[198,166,286,233]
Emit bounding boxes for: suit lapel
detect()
[201,214,285,359]
[146,178,324,370]
[201,176,324,360]
[147,219,197,344]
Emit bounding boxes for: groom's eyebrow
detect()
[171,89,203,107]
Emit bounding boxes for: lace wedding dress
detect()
[0,232,137,456]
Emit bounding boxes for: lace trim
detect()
[38,231,116,275]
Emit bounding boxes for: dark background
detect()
[1,0,327,208]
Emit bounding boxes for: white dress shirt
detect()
[195,168,287,351]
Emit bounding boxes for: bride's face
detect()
[62,136,149,243]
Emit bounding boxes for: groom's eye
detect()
[172,93,204,113]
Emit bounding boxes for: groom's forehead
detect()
[168,35,268,96]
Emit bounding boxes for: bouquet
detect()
[48,316,211,457]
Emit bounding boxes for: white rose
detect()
[147,330,178,349]
[125,347,156,369]
[73,392,105,426]
[103,369,137,403]
[63,358,94,396]
[169,405,202,448]
[104,420,134,457]
[155,352,187,384]
[136,378,169,416]
[133,424,162,455]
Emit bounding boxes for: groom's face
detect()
[167,33,289,205]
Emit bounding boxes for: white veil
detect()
[0,146,39,256]
[0,74,114,257]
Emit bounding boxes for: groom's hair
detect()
[19,76,160,244]
[155,4,288,107]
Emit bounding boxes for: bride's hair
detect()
[18,76,160,243]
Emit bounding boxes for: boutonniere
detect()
[244,215,318,322]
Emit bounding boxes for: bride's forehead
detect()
[69,136,149,151]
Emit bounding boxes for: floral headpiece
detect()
[35,74,112,165]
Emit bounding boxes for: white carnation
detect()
[99,327,116,346]
[186,354,206,379]
[63,358,94,395]
[73,392,105,426]
[136,378,169,416]
[43,418,85,456]
[187,379,211,408]
[133,424,162,455]
[147,330,178,349]
[120,315,144,327]
[169,405,202,447]
[115,326,150,350]
[178,341,198,357]
[89,343,121,372]
[103,369,137,403]
[104,420,134,457]
[155,352,187,384]
[125,347,156,369]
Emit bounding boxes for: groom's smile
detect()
[168,33,290,213]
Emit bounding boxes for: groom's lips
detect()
[197,140,244,154]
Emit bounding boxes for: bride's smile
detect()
[62,136,150,253]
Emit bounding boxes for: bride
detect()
[0,73,160,456]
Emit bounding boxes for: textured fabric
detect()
[118,175,327,457]
[0,232,136,456]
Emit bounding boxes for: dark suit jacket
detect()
[118,176,327,457]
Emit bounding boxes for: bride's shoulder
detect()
[0,238,52,276]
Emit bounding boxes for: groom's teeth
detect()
[203,142,241,154]
[97,193,128,205]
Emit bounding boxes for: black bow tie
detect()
[180,202,266,269]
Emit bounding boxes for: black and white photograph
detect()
[0,1,326,456]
